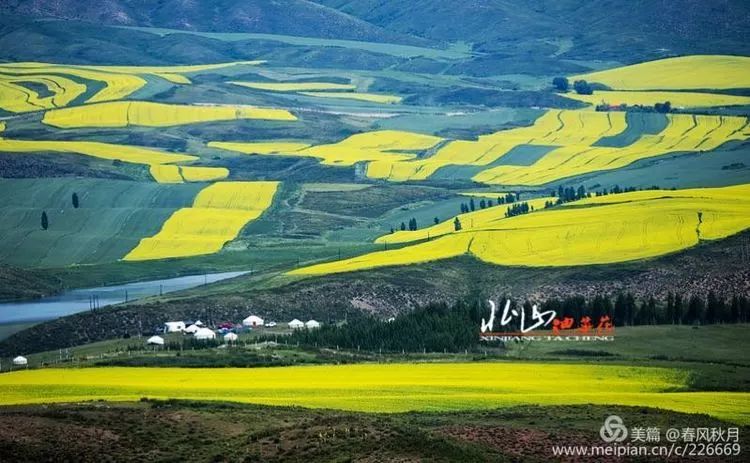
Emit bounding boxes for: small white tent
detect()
[288,319,304,329]
[224,332,239,342]
[243,315,264,327]
[184,324,200,334]
[147,335,165,346]
[194,320,205,326]
[164,321,185,333]
[13,356,28,366]
[305,320,321,329]
[194,327,216,340]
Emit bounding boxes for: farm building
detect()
[224,332,239,342]
[184,324,200,334]
[146,335,165,345]
[306,320,321,329]
[164,321,185,333]
[243,315,264,327]
[194,328,216,340]
[288,319,304,329]
[12,356,27,366]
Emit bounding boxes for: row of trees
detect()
[552,77,593,95]
[272,292,750,353]
[536,292,750,327]
[595,101,672,113]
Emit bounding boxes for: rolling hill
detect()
[0,0,425,45]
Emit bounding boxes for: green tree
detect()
[454,217,462,231]
[552,76,569,92]
[573,80,593,95]
[41,211,48,230]
[72,192,79,208]
[433,217,440,225]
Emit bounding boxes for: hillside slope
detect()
[0,0,424,45]
[317,0,750,59]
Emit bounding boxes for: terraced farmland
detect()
[212,130,442,166]
[124,181,279,261]
[0,363,746,424]
[291,183,750,275]
[0,61,262,112]
[0,138,199,183]
[42,101,296,128]
[474,114,750,185]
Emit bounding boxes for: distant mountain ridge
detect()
[0,0,426,45]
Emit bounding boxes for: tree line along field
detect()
[0,363,747,425]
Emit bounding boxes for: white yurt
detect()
[184,324,200,334]
[305,320,321,329]
[164,321,185,333]
[12,356,28,366]
[224,332,239,342]
[146,335,165,346]
[242,315,264,327]
[194,327,216,340]
[288,319,304,329]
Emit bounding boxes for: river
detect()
[0,271,248,325]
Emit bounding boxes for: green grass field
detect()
[0,178,203,267]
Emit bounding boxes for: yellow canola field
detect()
[148,165,230,183]
[179,166,229,182]
[562,90,750,109]
[367,110,627,181]
[124,181,279,260]
[299,91,402,104]
[0,61,262,111]
[291,184,750,275]
[571,55,750,90]
[211,130,442,166]
[208,141,311,154]
[378,196,556,244]
[0,363,747,424]
[149,165,183,183]
[0,73,87,112]
[0,138,196,166]
[475,114,749,185]
[231,81,355,92]
[43,101,296,128]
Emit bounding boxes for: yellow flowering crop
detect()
[475,114,749,185]
[0,73,87,112]
[377,196,556,244]
[367,110,626,181]
[211,130,442,166]
[42,101,296,128]
[124,181,279,260]
[0,61,262,111]
[299,91,403,104]
[571,55,750,90]
[292,184,750,275]
[0,364,746,424]
[208,141,311,154]
[0,138,196,166]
